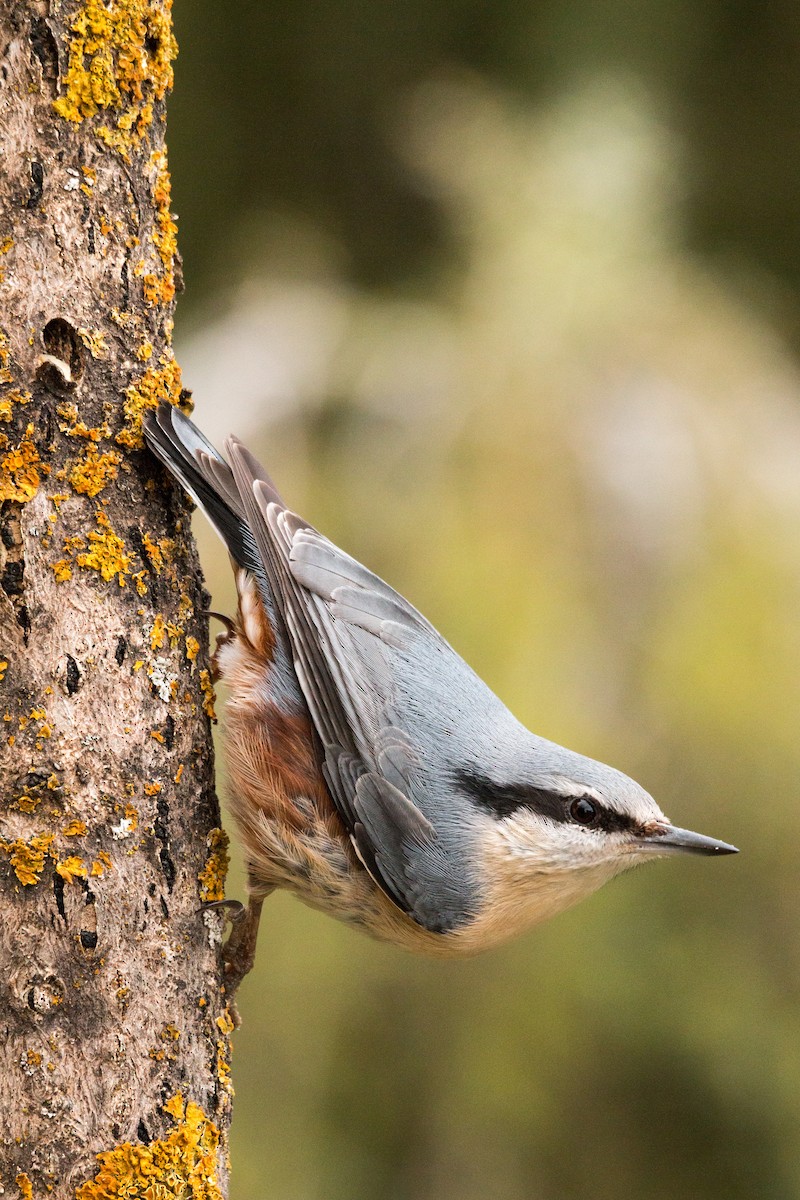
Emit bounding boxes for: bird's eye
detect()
[569,796,599,827]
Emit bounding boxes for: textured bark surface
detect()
[0,2,233,1194]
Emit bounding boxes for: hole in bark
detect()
[137,1119,151,1144]
[79,930,98,950]
[114,636,127,666]
[0,511,26,629]
[27,160,43,208]
[36,318,84,394]
[25,974,65,1014]
[164,714,175,750]
[30,17,59,86]
[52,872,66,922]
[154,795,176,892]
[64,654,81,695]
[1,559,24,596]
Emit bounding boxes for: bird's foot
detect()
[204,895,266,1002]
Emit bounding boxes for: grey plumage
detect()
[144,403,737,955]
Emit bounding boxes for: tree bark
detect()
[0,2,234,1194]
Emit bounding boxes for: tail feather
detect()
[143,403,302,704]
[144,404,261,577]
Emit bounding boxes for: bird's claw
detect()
[203,896,265,997]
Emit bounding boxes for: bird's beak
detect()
[638,823,739,856]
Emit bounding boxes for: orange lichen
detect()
[69,443,122,497]
[63,819,88,837]
[149,613,166,649]
[56,855,88,884]
[0,389,31,422]
[0,424,48,503]
[1,832,54,886]
[91,850,113,876]
[199,670,216,721]
[16,1174,33,1200]
[53,0,177,161]
[75,1093,222,1200]
[0,660,7,682]
[197,828,229,904]
[0,328,12,384]
[116,356,183,449]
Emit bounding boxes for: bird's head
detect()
[454,748,737,945]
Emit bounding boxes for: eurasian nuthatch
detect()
[144,405,737,969]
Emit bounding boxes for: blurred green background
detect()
[168,4,800,1197]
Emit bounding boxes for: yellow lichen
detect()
[143,149,178,306]
[174,763,184,784]
[142,530,173,571]
[116,356,184,449]
[16,1174,33,1200]
[17,794,39,813]
[52,0,178,161]
[199,670,216,721]
[0,424,48,503]
[197,828,229,904]
[215,1009,234,1098]
[78,327,107,359]
[185,636,200,663]
[165,620,183,647]
[75,511,131,585]
[0,660,7,682]
[1,832,54,886]
[58,406,111,442]
[75,1093,222,1200]
[69,443,122,497]
[137,340,153,360]
[51,559,73,583]
[0,329,12,384]
[56,855,88,884]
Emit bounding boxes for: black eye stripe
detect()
[454,769,638,834]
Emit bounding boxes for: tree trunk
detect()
[0,2,234,1193]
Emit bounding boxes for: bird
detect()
[144,403,737,975]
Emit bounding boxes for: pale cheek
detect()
[490,820,612,875]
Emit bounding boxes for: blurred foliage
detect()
[168,3,800,1198]
[171,0,800,345]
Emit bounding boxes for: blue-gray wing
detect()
[225,440,479,934]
